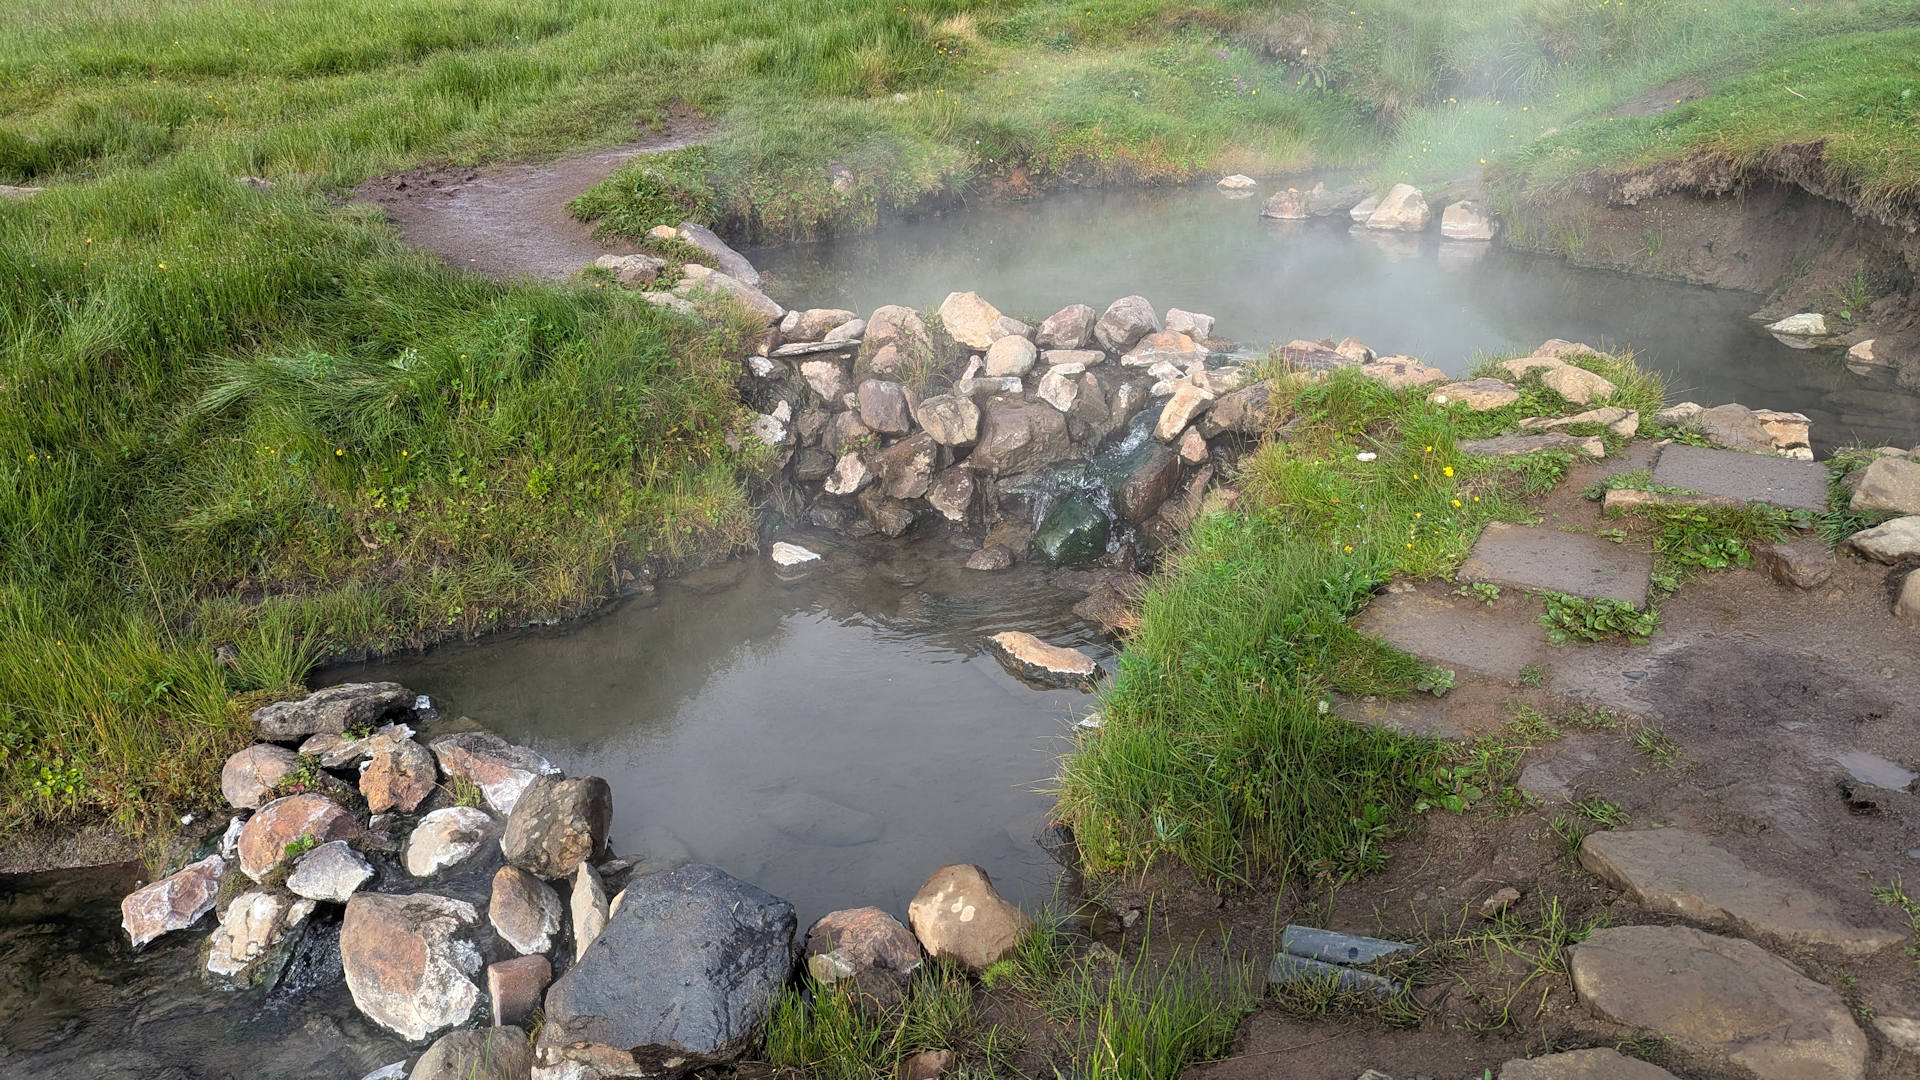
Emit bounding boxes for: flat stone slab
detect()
[1580,829,1905,956]
[1457,523,1652,607]
[1570,925,1868,1080]
[1499,1048,1680,1080]
[1351,589,1550,679]
[1649,443,1829,511]
[1331,693,1467,741]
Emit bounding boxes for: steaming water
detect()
[750,184,1920,452]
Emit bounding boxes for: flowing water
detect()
[751,184,1920,452]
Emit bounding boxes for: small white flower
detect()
[1434,394,1449,404]
[1355,451,1377,462]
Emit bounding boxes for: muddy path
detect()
[355,118,711,282]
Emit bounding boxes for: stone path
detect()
[1350,586,1552,679]
[1456,521,1653,606]
[1648,443,1831,511]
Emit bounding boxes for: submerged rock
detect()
[805,906,923,1005]
[1034,494,1112,567]
[253,682,413,740]
[987,631,1099,688]
[342,892,486,1042]
[429,731,558,817]
[769,541,822,567]
[907,864,1034,970]
[123,853,227,948]
[535,864,797,1079]
[502,775,613,879]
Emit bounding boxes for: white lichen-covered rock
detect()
[1766,312,1830,337]
[122,854,227,947]
[1846,338,1890,369]
[823,452,872,496]
[342,892,485,1042]
[769,541,822,567]
[907,864,1034,970]
[1364,184,1431,232]
[286,840,374,904]
[204,889,314,987]
[404,806,496,878]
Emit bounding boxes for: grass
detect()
[1054,364,1620,887]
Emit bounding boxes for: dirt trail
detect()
[355,119,711,282]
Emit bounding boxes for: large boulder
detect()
[501,775,613,879]
[361,731,437,814]
[1034,494,1112,567]
[1094,296,1160,354]
[856,379,912,435]
[342,892,486,1042]
[491,865,564,956]
[906,864,1034,970]
[405,806,498,878]
[237,793,359,881]
[412,1027,533,1080]
[204,889,314,990]
[1363,183,1431,232]
[914,394,981,447]
[938,291,1003,350]
[287,840,374,903]
[535,864,797,1079]
[969,397,1072,476]
[1850,455,1920,514]
[1570,924,1867,1080]
[429,732,557,817]
[1115,445,1182,523]
[805,907,923,1006]
[252,682,413,740]
[122,853,227,947]
[673,222,759,286]
[1036,304,1097,349]
[221,743,301,809]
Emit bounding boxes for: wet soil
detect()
[354,113,711,281]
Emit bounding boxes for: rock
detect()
[1120,331,1205,369]
[535,864,797,1078]
[1161,309,1213,341]
[1519,407,1639,438]
[1364,183,1430,231]
[823,452,872,496]
[1481,886,1522,919]
[1500,354,1567,380]
[287,840,374,904]
[675,266,782,323]
[938,291,1003,350]
[1898,571,1920,624]
[0,184,46,200]
[864,304,933,359]
[412,1026,532,1080]
[984,335,1038,378]
[1154,383,1213,440]
[592,253,667,287]
[784,308,856,342]
[1360,356,1448,390]
[205,889,314,989]
[1691,403,1777,453]
[674,223,759,286]
[361,732,437,814]
[1752,408,1813,455]
[491,865,564,956]
[1844,516,1920,563]
[1037,305,1097,349]
[962,544,1013,572]
[1260,188,1309,219]
[222,744,301,809]
[122,854,227,947]
[1308,184,1370,217]
[342,892,485,1042]
[253,682,413,740]
[640,292,699,319]
[572,861,610,961]
[1538,364,1616,405]
[824,410,875,456]
[1034,495,1112,567]
[914,393,981,447]
[488,955,552,1029]
[1849,455,1920,514]
[1876,1015,1920,1054]
[1846,339,1888,369]
[800,359,849,401]
[237,794,359,881]
[300,727,382,769]
[1580,829,1903,955]
[906,864,1035,970]
[1216,174,1257,191]
[1348,195,1379,222]
[1045,348,1107,369]
[1570,924,1867,1080]
[1459,433,1606,458]
[1755,538,1835,589]
[406,806,497,878]
[1177,427,1209,464]
[1766,312,1829,337]
[872,433,935,501]
[856,379,912,435]
[899,1049,954,1080]
[1656,401,1704,427]
[1441,201,1495,240]
[1497,1048,1679,1079]
[1094,296,1160,354]
[1431,378,1519,411]
[502,775,612,879]
[429,732,557,817]
[1036,366,1080,412]
[970,397,1072,476]
[364,1065,408,1080]
[986,631,1098,688]
[824,318,864,343]
[805,906,923,1005]
[770,541,822,568]
[858,488,916,537]
[926,468,975,523]
[1116,445,1182,523]
[1199,381,1275,437]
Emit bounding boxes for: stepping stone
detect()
[1457,523,1652,607]
[1332,693,1467,741]
[1352,588,1550,679]
[1498,1048,1680,1079]
[1459,432,1605,459]
[1580,829,1905,956]
[1570,925,1868,1080]
[1649,443,1829,511]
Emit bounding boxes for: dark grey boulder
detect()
[252,682,413,740]
[534,864,798,1078]
[1113,444,1181,522]
[501,775,612,880]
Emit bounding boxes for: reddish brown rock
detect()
[341,892,484,1041]
[220,743,300,810]
[805,906,923,1005]
[359,733,436,814]
[428,731,556,817]
[488,954,552,1029]
[237,794,359,881]
[122,853,227,947]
